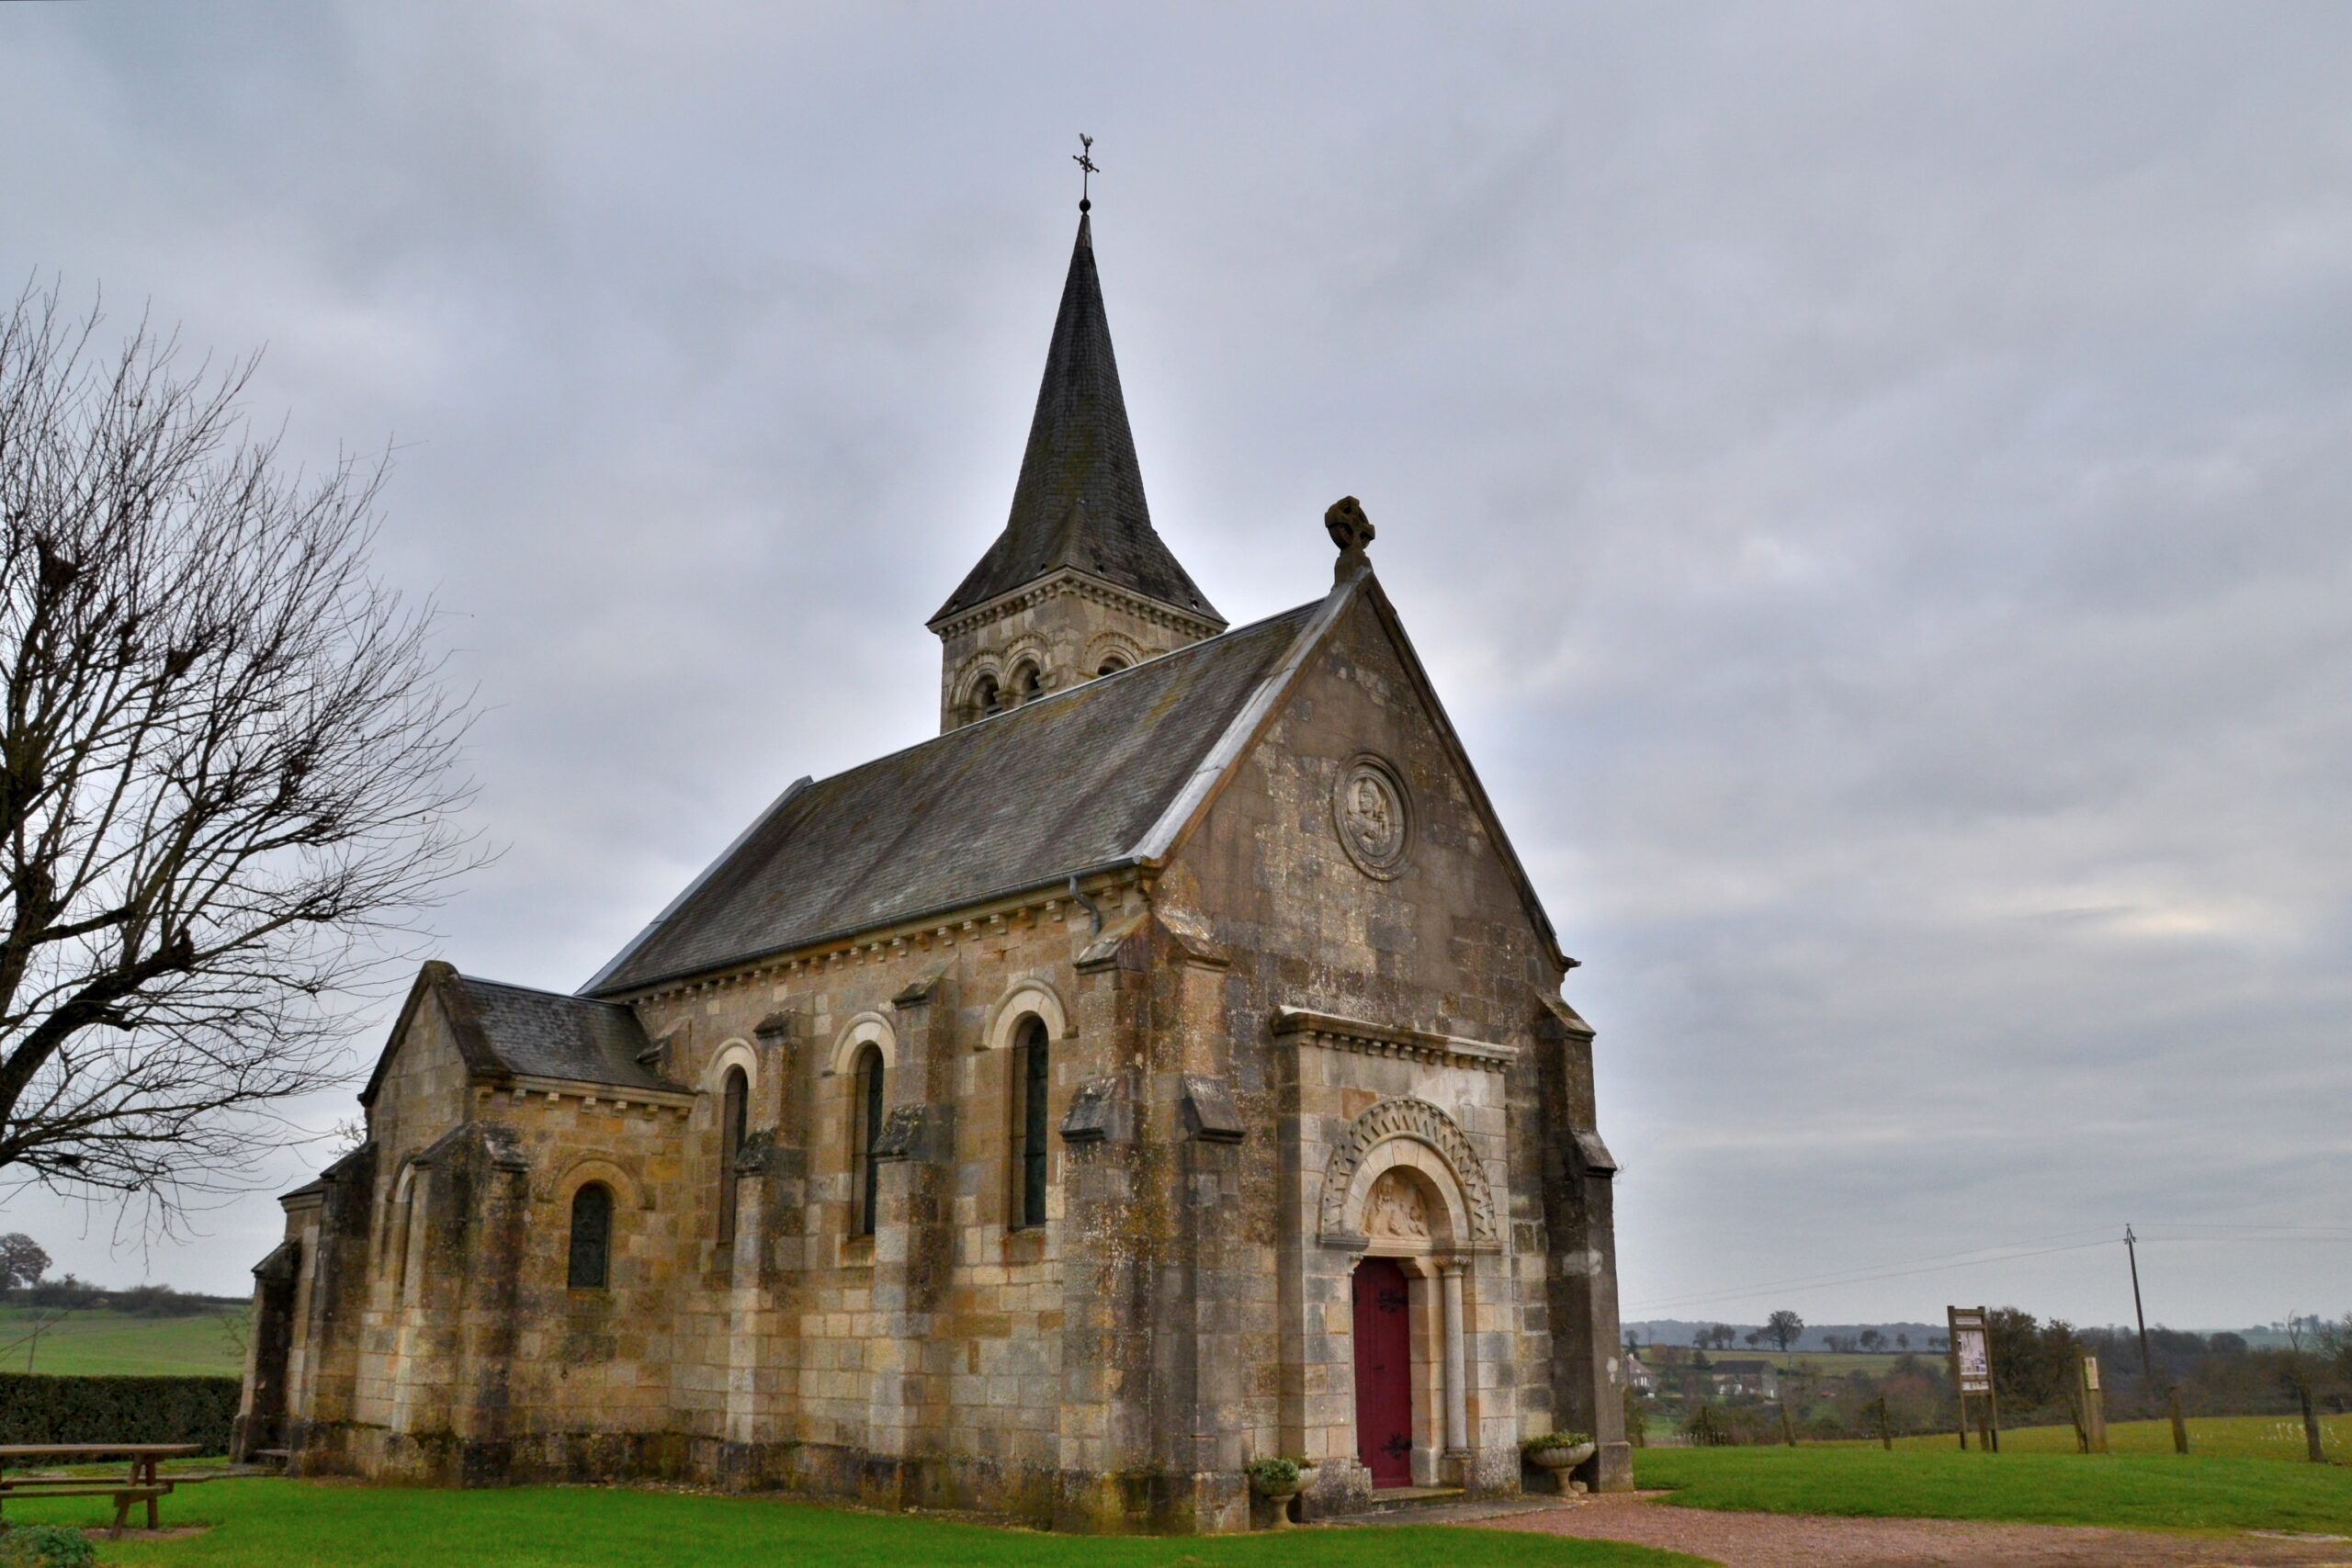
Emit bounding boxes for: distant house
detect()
[1625,1354,1655,1397]
[1706,1359,1780,1400]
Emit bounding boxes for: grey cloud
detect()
[1,2,2345,1325]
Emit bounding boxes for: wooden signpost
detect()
[2075,1351,2109,1453]
[1948,1304,2000,1451]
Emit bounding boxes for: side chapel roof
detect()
[359,964,668,1106]
[930,212,1221,626]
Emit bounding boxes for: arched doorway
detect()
[1351,1256,1414,1486]
[1337,1150,1476,1491]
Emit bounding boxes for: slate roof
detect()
[358,964,670,1105]
[931,212,1223,626]
[587,600,1322,995]
[447,975,667,1091]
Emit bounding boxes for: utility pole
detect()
[2125,1225,2153,1382]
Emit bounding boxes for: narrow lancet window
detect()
[717,1066,748,1250]
[1015,1017,1049,1228]
[853,1045,885,1237]
[568,1183,613,1290]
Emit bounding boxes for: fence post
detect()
[2167,1388,2188,1455]
[2301,1386,2324,1464]
[1780,1402,1797,1448]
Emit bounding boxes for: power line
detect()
[1627,1222,2126,1316]
[1626,1238,2119,1315]
[2136,1222,2352,1239]
[1624,1224,2119,1313]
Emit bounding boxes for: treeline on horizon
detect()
[1624,1315,2309,1355]
[1,1278,245,1316]
[1639,1305,2352,1444]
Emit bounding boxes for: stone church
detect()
[235,202,1630,1532]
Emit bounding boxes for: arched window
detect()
[568,1182,613,1290]
[974,673,1001,716]
[1096,657,1126,677]
[717,1066,748,1250]
[851,1045,884,1238]
[1012,1017,1049,1228]
[1012,661,1044,705]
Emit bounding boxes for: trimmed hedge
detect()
[0,1373,239,1453]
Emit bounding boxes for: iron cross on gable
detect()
[1074,134,1099,209]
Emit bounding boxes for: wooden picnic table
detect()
[0,1443,203,1537]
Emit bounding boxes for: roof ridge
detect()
[1128,578,1362,864]
[818,596,1320,768]
[458,973,635,1010]
[584,599,1325,996]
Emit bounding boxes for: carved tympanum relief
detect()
[1332,753,1411,879]
[1364,1169,1430,1239]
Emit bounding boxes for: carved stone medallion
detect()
[1333,753,1410,879]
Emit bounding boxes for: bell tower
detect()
[928,200,1223,731]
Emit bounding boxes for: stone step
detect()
[1360,1484,1466,1511]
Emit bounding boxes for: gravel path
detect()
[1470,1492,2352,1567]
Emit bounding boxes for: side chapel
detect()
[235,197,1631,1532]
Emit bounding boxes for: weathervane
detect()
[1074,133,1098,211]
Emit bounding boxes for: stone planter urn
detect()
[1248,1463,1305,1530]
[1525,1441,1597,1493]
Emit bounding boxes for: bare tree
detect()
[1766,1309,1804,1353]
[0,281,480,1222]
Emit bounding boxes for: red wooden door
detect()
[1352,1258,1414,1487]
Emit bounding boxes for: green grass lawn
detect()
[1881,1412,2352,1463]
[0,1307,246,1378]
[2,1480,1699,1568]
[1634,1444,2352,1535]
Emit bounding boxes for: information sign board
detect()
[1950,1306,1992,1395]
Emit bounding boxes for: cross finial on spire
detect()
[1074,134,1098,212]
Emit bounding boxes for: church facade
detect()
[234,207,1631,1533]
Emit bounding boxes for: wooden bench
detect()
[0,1443,201,1539]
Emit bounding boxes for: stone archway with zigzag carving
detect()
[1318,1096,1499,1247]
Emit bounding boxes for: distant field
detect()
[1641,1350,1926,1377]
[1768,1351,1923,1376]
[0,1304,247,1377]
[1885,1413,2351,1463]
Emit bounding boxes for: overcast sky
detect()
[3,3,2346,1330]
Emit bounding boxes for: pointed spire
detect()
[932,209,1221,626]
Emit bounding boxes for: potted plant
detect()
[1521,1430,1596,1488]
[1245,1457,1304,1529]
